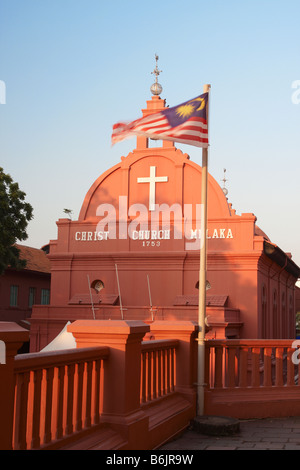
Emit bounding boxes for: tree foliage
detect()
[0,167,33,274]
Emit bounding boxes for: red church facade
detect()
[30,94,300,352]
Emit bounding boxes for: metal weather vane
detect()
[150,54,163,96]
[221,169,228,196]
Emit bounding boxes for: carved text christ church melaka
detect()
[74,228,234,242]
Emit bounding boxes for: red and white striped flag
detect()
[112,93,209,148]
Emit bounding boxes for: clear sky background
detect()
[1,1,300,265]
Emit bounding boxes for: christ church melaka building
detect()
[30,89,300,352]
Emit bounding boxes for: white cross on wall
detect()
[137,166,168,211]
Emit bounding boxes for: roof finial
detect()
[221,168,228,196]
[150,54,163,96]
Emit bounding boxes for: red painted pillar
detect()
[68,319,150,449]
[0,323,29,450]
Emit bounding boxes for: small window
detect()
[261,284,267,338]
[28,287,36,308]
[10,285,19,307]
[273,289,278,338]
[91,279,105,293]
[41,288,50,305]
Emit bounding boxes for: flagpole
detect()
[197,83,211,416]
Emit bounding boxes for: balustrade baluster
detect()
[14,371,30,450]
[263,347,273,387]
[84,361,93,428]
[251,347,261,387]
[275,347,284,387]
[146,351,151,401]
[227,346,236,388]
[140,352,146,403]
[287,348,295,386]
[92,359,101,425]
[75,362,84,432]
[31,369,42,449]
[214,346,223,388]
[171,347,175,392]
[238,347,249,387]
[161,349,166,396]
[152,350,157,399]
[55,365,65,440]
[166,348,170,392]
[65,363,75,435]
[43,367,54,444]
[157,349,162,398]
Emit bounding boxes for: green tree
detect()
[0,167,33,274]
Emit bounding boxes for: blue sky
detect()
[1,1,300,265]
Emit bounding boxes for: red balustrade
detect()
[205,339,300,389]
[205,339,300,418]
[140,339,179,404]
[8,321,296,447]
[12,347,109,450]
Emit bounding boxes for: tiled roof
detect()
[15,244,51,274]
[255,224,270,240]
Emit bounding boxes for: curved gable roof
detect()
[79,148,231,222]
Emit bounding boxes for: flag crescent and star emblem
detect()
[175,97,206,119]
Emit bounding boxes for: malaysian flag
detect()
[111,93,209,148]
